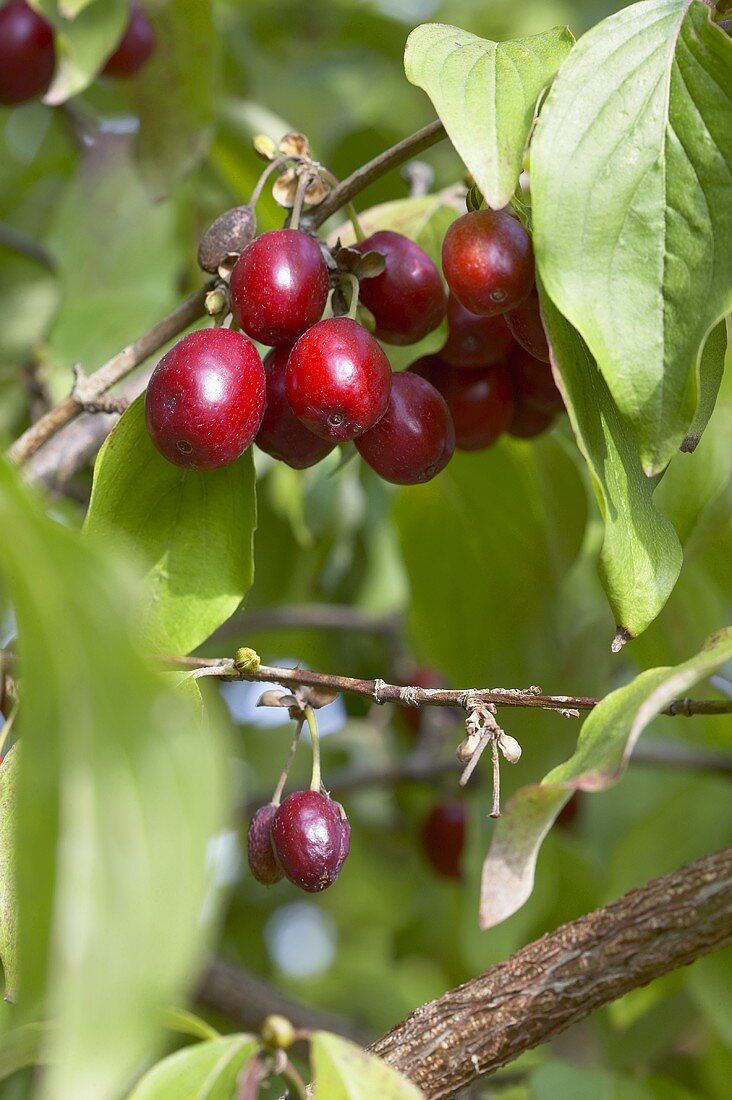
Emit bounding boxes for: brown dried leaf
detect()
[256,690,288,709]
[279,132,310,158]
[303,175,330,206]
[272,168,299,209]
[356,250,386,279]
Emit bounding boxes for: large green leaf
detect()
[404,23,573,209]
[127,1035,259,1100]
[540,285,682,645]
[0,1022,52,1082]
[28,0,128,104]
[42,132,182,401]
[311,1031,424,1099]
[85,395,257,656]
[0,745,18,1000]
[681,320,729,452]
[479,626,732,929]
[0,460,229,1100]
[532,0,732,475]
[129,0,218,196]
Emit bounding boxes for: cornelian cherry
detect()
[508,345,564,414]
[421,802,467,880]
[256,345,334,469]
[353,230,446,345]
[271,791,350,893]
[247,804,283,885]
[103,3,155,78]
[286,317,391,441]
[356,371,454,484]
[411,356,513,452]
[507,397,557,439]
[145,328,265,469]
[442,209,534,317]
[506,287,550,362]
[230,229,329,347]
[440,295,514,369]
[0,1,55,105]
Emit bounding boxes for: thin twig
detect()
[164,656,732,718]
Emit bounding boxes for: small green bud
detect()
[261,1014,295,1050]
[234,647,261,674]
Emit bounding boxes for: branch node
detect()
[398,685,420,708]
[71,365,128,415]
[372,678,387,705]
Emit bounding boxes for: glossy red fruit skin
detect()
[248,804,283,885]
[256,345,334,469]
[356,371,455,485]
[421,802,466,880]
[442,210,535,317]
[230,229,329,347]
[411,355,513,452]
[508,345,564,414]
[0,1,55,105]
[506,287,550,363]
[353,230,446,346]
[145,328,265,470]
[271,790,350,893]
[286,316,391,441]
[440,295,514,369]
[507,396,557,439]
[103,3,155,78]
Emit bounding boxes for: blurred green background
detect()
[1,1,731,1098]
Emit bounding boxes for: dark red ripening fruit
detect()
[256,345,335,469]
[507,396,557,439]
[398,665,443,737]
[230,229,329,346]
[271,790,350,892]
[352,230,446,346]
[442,209,535,317]
[556,792,581,831]
[411,355,513,452]
[508,345,564,414]
[103,3,156,78]
[356,371,455,485]
[286,316,391,441]
[248,804,284,885]
[145,328,265,469]
[506,287,550,363]
[0,1,55,105]
[421,802,467,880]
[440,295,514,369]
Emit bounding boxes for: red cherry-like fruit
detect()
[256,345,334,469]
[442,209,535,317]
[271,790,350,893]
[103,3,155,78]
[230,229,329,347]
[352,230,446,346]
[0,0,55,105]
[356,371,454,484]
[440,295,514,369]
[145,327,265,469]
[508,345,564,414]
[286,316,391,441]
[421,802,467,880]
[506,287,550,363]
[248,804,283,885]
[411,355,513,452]
[507,396,557,439]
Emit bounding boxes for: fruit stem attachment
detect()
[248,154,301,210]
[343,273,361,320]
[305,705,322,792]
[278,1060,308,1100]
[490,738,501,819]
[290,171,316,232]
[271,719,304,806]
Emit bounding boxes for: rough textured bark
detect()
[370,847,732,1098]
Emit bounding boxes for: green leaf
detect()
[0,460,230,1099]
[0,1022,52,1082]
[687,948,732,1047]
[85,395,257,656]
[28,0,129,104]
[127,1035,259,1100]
[311,1031,424,1099]
[532,0,732,474]
[479,627,732,928]
[162,1006,219,1043]
[129,0,218,196]
[0,745,18,1000]
[540,285,682,644]
[681,320,729,453]
[42,132,182,401]
[404,23,573,209]
[530,1061,654,1100]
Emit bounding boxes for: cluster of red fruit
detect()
[0,0,155,105]
[248,791,350,893]
[146,208,562,485]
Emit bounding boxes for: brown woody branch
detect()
[170,655,732,718]
[9,121,447,474]
[369,847,732,1097]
